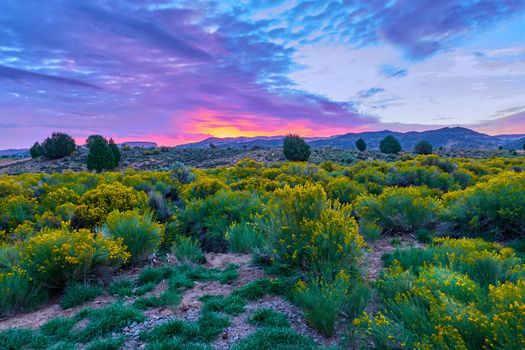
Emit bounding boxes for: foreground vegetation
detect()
[0,153,524,349]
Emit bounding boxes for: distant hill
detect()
[0,148,30,157]
[178,127,525,150]
[121,142,158,148]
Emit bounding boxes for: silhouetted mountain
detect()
[177,127,525,150]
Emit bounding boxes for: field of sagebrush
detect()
[0,155,524,349]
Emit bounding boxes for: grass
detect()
[248,309,289,328]
[226,221,263,253]
[200,295,246,315]
[133,289,181,310]
[171,235,206,264]
[0,328,48,350]
[75,302,144,342]
[231,278,284,300]
[108,277,134,297]
[137,266,172,286]
[60,283,103,309]
[85,337,124,350]
[230,327,317,350]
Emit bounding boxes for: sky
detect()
[1,0,525,148]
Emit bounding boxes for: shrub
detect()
[181,177,229,202]
[356,138,366,152]
[356,186,441,233]
[87,135,116,172]
[20,227,129,288]
[170,162,195,184]
[442,172,525,238]
[283,134,311,161]
[29,142,44,158]
[0,269,47,316]
[325,177,366,204]
[104,210,163,263]
[171,235,206,264]
[178,190,262,252]
[225,221,263,253]
[41,132,76,159]
[257,182,364,278]
[414,140,433,155]
[60,282,103,309]
[74,183,148,228]
[294,274,350,337]
[379,135,401,154]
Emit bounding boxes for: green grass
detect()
[75,303,144,342]
[230,327,317,350]
[60,283,103,309]
[232,278,284,300]
[133,289,181,310]
[108,278,134,297]
[0,328,48,350]
[200,295,246,315]
[85,337,124,350]
[248,309,289,328]
[137,266,172,286]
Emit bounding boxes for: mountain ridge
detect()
[178,127,525,150]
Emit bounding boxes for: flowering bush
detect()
[181,176,229,202]
[257,182,364,278]
[354,237,525,350]
[20,226,129,288]
[104,210,163,263]
[442,172,525,238]
[356,186,442,234]
[74,183,148,228]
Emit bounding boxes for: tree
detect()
[283,134,311,161]
[41,132,76,159]
[355,138,366,152]
[29,142,44,158]
[108,138,121,165]
[523,142,525,151]
[414,140,433,155]
[86,135,106,148]
[379,135,401,154]
[86,136,116,172]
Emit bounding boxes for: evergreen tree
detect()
[414,140,433,155]
[41,132,76,159]
[86,136,115,172]
[355,138,366,152]
[379,135,401,154]
[108,138,121,165]
[29,142,44,158]
[283,134,311,161]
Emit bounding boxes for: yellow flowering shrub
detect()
[258,182,364,278]
[356,237,525,350]
[181,176,229,201]
[41,187,80,210]
[20,226,129,288]
[74,182,148,227]
[442,172,525,238]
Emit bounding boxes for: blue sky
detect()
[1,0,525,148]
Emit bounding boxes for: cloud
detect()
[379,64,408,78]
[358,87,385,98]
[0,65,100,89]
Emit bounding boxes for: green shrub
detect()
[442,172,525,238]
[325,177,365,204]
[294,275,349,337]
[171,235,206,264]
[60,282,103,309]
[356,138,366,152]
[257,182,364,279]
[104,210,163,263]
[415,228,433,244]
[356,186,441,233]
[0,269,47,316]
[178,190,262,252]
[108,138,121,165]
[41,132,76,159]
[379,135,401,154]
[225,222,263,253]
[414,140,433,154]
[283,134,311,161]
[86,135,116,172]
[29,142,44,158]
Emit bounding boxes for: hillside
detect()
[178,127,524,150]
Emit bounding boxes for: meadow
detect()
[0,154,524,349]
